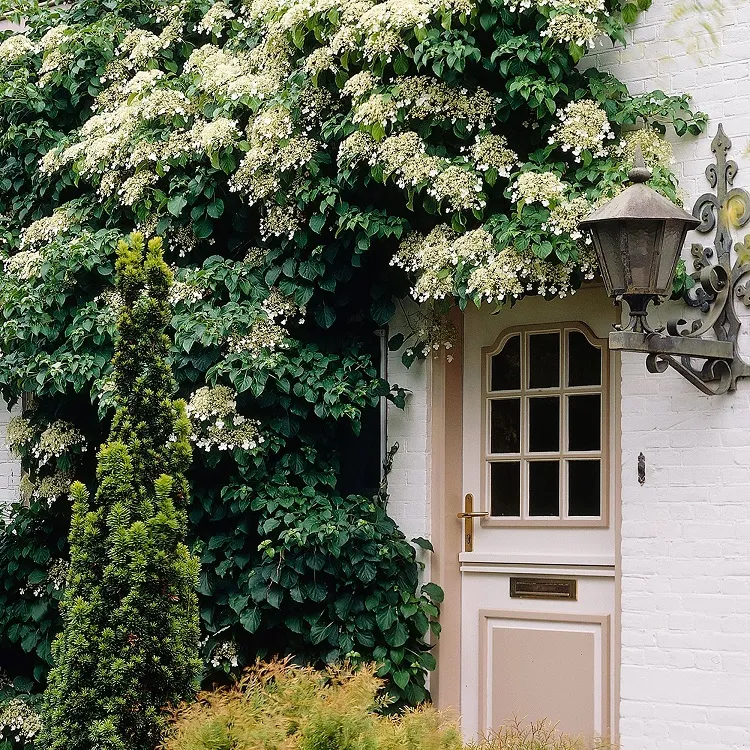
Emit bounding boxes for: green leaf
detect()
[240,608,261,633]
[167,195,187,216]
[393,54,409,75]
[310,214,327,234]
[411,537,434,552]
[376,607,397,632]
[314,303,336,329]
[388,333,405,351]
[421,582,444,603]
[622,2,639,23]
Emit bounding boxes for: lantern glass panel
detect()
[590,222,625,296]
[656,220,687,292]
[625,220,662,293]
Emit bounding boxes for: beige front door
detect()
[459,289,618,743]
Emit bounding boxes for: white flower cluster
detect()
[427,164,485,212]
[392,225,495,301]
[262,288,305,324]
[356,0,474,59]
[47,558,70,591]
[541,12,600,47]
[0,698,42,745]
[198,1,236,36]
[118,20,183,69]
[169,278,205,305]
[210,639,240,668]
[122,69,165,97]
[374,131,440,187]
[96,289,125,323]
[194,117,241,153]
[512,170,566,207]
[34,473,72,504]
[338,131,377,167]
[466,133,518,176]
[228,104,319,209]
[33,421,87,467]
[38,23,70,53]
[466,248,526,302]
[467,246,593,302]
[342,71,380,100]
[244,246,268,268]
[0,34,34,66]
[20,210,72,248]
[19,474,34,505]
[227,318,291,356]
[6,416,34,455]
[51,88,194,181]
[542,196,592,242]
[118,171,158,206]
[260,202,304,241]
[615,127,673,169]
[166,225,201,258]
[4,250,42,280]
[408,312,457,360]
[186,385,265,452]
[352,77,498,132]
[185,43,288,102]
[549,99,613,161]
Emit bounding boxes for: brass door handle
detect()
[458,494,486,552]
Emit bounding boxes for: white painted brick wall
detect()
[386,306,432,577]
[0,401,21,516]
[585,0,750,746]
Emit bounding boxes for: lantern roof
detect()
[579,147,701,228]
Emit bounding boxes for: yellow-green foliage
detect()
[466,720,613,750]
[162,663,612,750]
[161,662,461,750]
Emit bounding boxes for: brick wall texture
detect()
[584,0,750,746]
[387,309,433,580]
[0,400,21,516]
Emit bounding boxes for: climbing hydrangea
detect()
[549,99,614,161]
[616,126,674,168]
[33,421,86,467]
[0,698,42,745]
[187,385,265,452]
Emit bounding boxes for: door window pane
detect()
[491,335,521,391]
[528,333,560,389]
[568,395,601,451]
[490,399,520,454]
[528,461,559,516]
[568,460,601,516]
[568,331,601,387]
[528,397,559,452]
[491,462,520,516]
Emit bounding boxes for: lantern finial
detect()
[628,145,651,184]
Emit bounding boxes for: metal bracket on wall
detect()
[608,124,750,395]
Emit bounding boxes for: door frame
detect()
[428,303,622,744]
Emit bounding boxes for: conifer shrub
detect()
[40,233,201,750]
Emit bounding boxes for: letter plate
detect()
[510,577,577,600]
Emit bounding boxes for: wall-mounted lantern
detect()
[579,125,750,395]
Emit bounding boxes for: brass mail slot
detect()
[510,577,577,601]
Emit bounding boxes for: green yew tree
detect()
[39,233,201,750]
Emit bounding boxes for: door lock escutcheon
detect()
[457,493,488,552]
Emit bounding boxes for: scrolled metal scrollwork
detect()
[659,124,750,393]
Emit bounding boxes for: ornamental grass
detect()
[161,661,612,750]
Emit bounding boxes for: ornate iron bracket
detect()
[609,124,750,395]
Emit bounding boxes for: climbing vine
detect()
[0,0,703,727]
